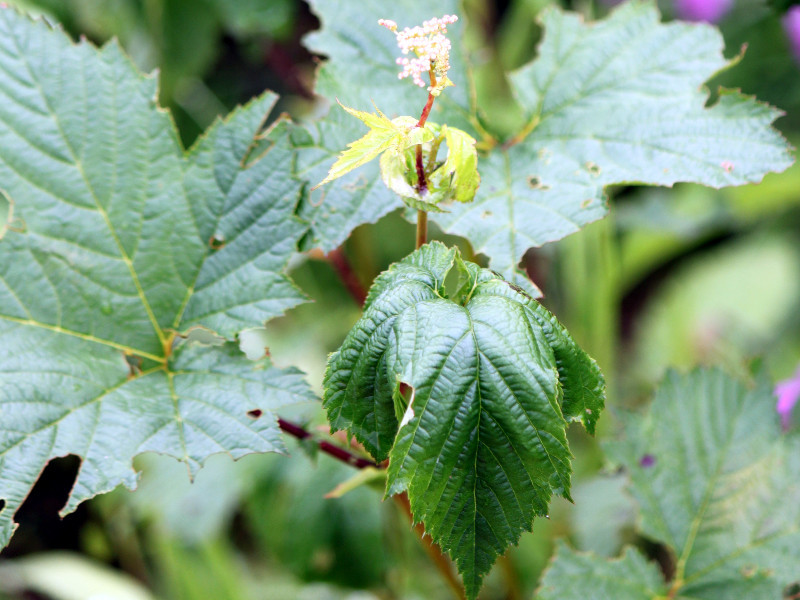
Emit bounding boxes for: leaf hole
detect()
[481,210,492,219]
[0,498,5,514]
[585,161,601,176]
[125,353,143,378]
[783,582,800,599]
[209,234,226,250]
[247,409,263,419]
[527,175,549,190]
[721,160,734,173]
[581,198,593,209]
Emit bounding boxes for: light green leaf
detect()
[433,125,480,204]
[315,104,403,188]
[300,0,792,292]
[0,9,315,549]
[541,369,800,599]
[323,241,604,599]
[536,543,666,600]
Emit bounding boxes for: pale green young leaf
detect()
[433,125,480,204]
[323,241,604,599]
[540,369,800,599]
[314,102,403,188]
[0,9,314,550]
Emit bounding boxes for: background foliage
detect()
[1,0,799,599]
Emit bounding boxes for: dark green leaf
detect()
[323,241,604,599]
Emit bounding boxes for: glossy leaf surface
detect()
[323,242,604,598]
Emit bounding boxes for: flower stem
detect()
[413,69,438,249]
[416,210,428,249]
[414,71,437,195]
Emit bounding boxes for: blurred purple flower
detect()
[775,367,800,431]
[784,6,800,64]
[674,0,733,23]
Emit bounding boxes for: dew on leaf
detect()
[100,302,113,315]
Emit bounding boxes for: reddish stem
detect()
[415,145,427,194]
[416,91,435,128]
[327,247,367,306]
[277,418,377,469]
[414,71,437,194]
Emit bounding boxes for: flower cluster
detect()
[379,15,458,95]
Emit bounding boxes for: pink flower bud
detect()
[776,367,800,431]
[784,6,800,64]
[674,0,733,23]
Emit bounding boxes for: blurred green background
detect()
[1,0,798,598]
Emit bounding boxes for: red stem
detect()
[327,247,367,306]
[414,72,436,194]
[277,418,378,470]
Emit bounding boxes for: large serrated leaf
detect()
[322,241,604,599]
[0,9,315,549]
[539,369,800,599]
[300,0,793,291]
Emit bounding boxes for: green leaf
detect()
[0,9,315,549]
[301,1,792,291]
[433,125,480,204]
[537,543,666,600]
[315,104,408,188]
[540,369,800,599]
[323,241,604,599]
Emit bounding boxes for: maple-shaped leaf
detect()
[0,9,314,549]
[300,0,793,292]
[538,369,800,599]
[322,241,604,599]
